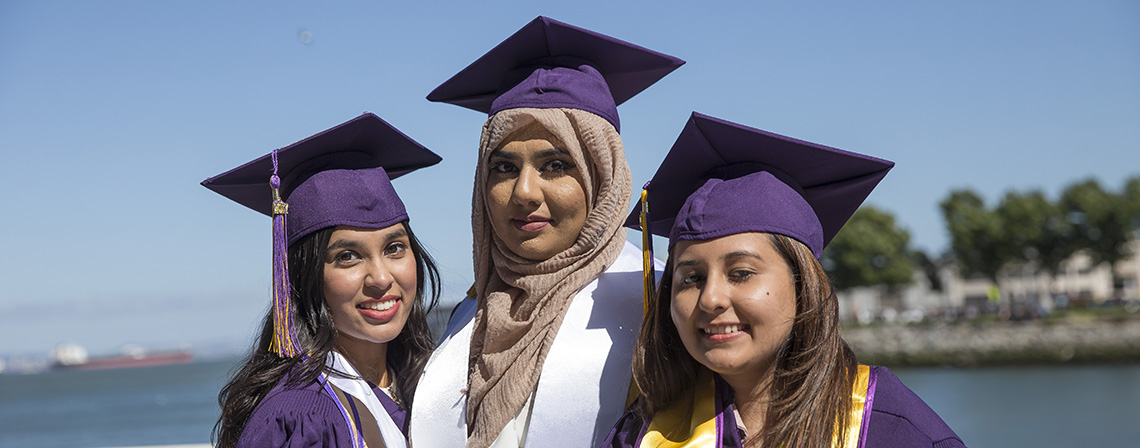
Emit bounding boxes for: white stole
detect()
[410,241,657,447]
[325,351,408,448]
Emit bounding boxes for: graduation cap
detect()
[202,112,442,244]
[201,112,440,358]
[626,112,894,260]
[426,16,685,132]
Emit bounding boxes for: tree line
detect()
[821,176,1140,298]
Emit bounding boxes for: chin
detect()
[508,239,562,261]
[696,354,754,376]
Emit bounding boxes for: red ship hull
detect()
[53,351,193,371]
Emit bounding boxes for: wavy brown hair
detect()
[632,232,857,448]
[213,221,441,448]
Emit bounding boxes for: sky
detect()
[1,0,1137,356]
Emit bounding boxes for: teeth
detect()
[704,325,743,335]
[361,300,396,311]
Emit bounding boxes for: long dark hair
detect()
[213,221,441,448]
[632,233,857,448]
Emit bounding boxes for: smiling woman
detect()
[201,113,442,448]
[669,233,798,389]
[322,225,418,356]
[605,112,964,448]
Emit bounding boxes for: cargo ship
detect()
[51,343,192,371]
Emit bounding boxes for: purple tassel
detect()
[269,150,301,358]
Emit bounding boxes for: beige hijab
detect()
[466,108,632,447]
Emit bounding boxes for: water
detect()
[895,364,1140,448]
[1,360,1138,447]
[0,359,235,448]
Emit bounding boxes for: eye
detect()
[678,272,704,286]
[541,158,574,175]
[489,160,518,175]
[728,269,755,283]
[384,242,408,257]
[333,250,361,265]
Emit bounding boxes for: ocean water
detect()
[2,359,1138,447]
[0,359,234,448]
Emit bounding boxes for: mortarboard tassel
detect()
[269,149,302,358]
[639,184,656,315]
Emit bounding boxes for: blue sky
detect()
[1,0,1137,355]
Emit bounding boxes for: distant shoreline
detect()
[844,316,1140,367]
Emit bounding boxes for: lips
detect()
[357,296,401,323]
[511,214,551,232]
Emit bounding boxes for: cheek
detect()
[392,257,418,299]
[669,294,693,332]
[322,267,348,302]
[486,180,512,210]
[549,180,587,220]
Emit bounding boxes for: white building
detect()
[837,240,1140,322]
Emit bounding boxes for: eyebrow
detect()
[383,227,408,242]
[674,259,701,268]
[326,239,361,252]
[674,250,765,268]
[325,228,408,252]
[721,250,765,262]
[488,146,571,160]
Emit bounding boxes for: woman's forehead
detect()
[498,121,564,148]
[673,232,779,262]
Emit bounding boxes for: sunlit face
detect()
[485,125,588,261]
[322,224,417,348]
[670,232,797,381]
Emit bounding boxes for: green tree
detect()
[940,189,1005,282]
[1125,176,1140,234]
[823,206,914,290]
[994,190,1074,276]
[911,249,946,292]
[1060,179,1133,270]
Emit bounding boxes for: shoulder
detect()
[865,366,966,448]
[439,296,477,342]
[237,378,351,448]
[604,241,661,274]
[590,241,660,297]
[599,407,647,448]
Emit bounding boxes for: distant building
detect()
[838,240,1140,322]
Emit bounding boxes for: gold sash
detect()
[641,365,873,448]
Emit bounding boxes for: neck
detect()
[721,364,776,437]
[334,335,390,387]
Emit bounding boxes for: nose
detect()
[697,275,730,314]
[511,167,542,206]
[363,258,394,292]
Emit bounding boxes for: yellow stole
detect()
[641,365,874,448]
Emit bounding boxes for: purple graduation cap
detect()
[202,112,441,357]
[426,16,684,132]
[625,112,894,259]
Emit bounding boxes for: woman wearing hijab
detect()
[410,17,684,448]
[203,113,443,448]
[602,112,966,448]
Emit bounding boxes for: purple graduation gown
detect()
[237,374,407,448]
[600,366,965,448]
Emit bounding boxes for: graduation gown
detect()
[410,241,651,447]
[600,365,966,448]
[237,352,409,448]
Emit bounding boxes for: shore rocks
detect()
[843,318,1140,366]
